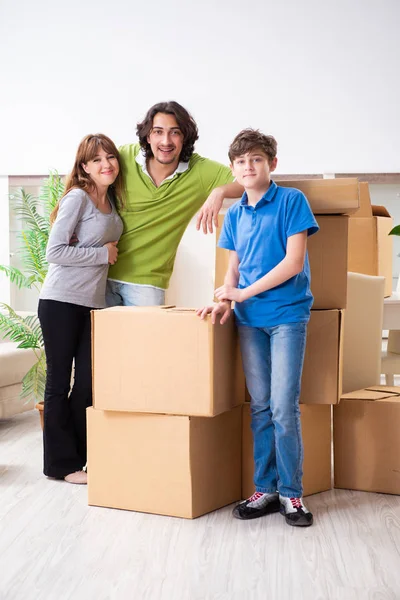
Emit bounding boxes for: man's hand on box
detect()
[195,301,232,325]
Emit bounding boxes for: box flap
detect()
[340,388,400,401]
[372,205,391,218]
[366,385,400,394]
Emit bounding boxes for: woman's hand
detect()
[214,284,246,303]
[105,241,118,265]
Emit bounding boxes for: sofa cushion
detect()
[0,342,39,387]
[0,383,35,419]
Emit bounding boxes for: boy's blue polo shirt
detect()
[218,181,319,327]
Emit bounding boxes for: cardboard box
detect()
[334,386,400,495]
[242,310,343,406]
[350,182,373,218]
[275,178,359,215]
[308,216,348,309]
[215,236,229,291]
[302,310,344,405]
[92,306,245,416]
[87,406,242,519]
[242,403,332,498]
[216,216,349,310]
[348,183,393,297]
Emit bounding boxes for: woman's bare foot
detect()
[64,470,87,484]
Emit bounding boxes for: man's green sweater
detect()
[108,143,233,289]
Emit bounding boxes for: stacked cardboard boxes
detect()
[334,386,400,495]
[87,178,395,517]
[328,185,397,495]
[238,180,395,498]
[87,306,245,518]
[347,183,393,297]
[226,178,360,498]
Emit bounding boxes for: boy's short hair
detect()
[228,129,277,164]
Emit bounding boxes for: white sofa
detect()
[0,312,39,419]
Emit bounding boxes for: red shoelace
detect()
[290,498,303,509]
[248,492,264,503]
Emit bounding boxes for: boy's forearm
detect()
[224,266,239,287]
[241,257,303,301]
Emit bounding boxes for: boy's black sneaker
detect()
[232,491,280,520]
[279,496,313,527]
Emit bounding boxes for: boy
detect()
[197,129,319,527]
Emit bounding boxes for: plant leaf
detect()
[40,171,65,218]
[21,352,46,402]
[0,265,35,289]
[0,304,43,349]
[389,225,400,236]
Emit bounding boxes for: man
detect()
[106,101,243,306]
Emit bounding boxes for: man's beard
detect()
[155,149,178,165]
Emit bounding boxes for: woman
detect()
[38,134,124,484]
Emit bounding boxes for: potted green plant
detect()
[0,172,64,426]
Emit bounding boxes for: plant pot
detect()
[35,401,44,431]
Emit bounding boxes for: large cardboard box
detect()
[87,406,242,519]
[308,216,348,309]
[334,386,400,495]
[92,306,245,416]
[348,183,393,297]
[216,216,349,310]
[242,403,332,498]
[243,310,343,405]
[301,309,344,405]
[275,178,359,215]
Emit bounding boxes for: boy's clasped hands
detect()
[214,284,246,303]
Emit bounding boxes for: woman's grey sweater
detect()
[40,188,123,308]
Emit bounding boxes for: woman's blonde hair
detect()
[50,133,125,225]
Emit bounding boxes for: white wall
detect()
[1,0,399,309]
[0,0,399,175]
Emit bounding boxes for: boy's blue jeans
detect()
[238,322,308,498]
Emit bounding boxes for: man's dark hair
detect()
[136,101,199,162]
[228,129,277,164]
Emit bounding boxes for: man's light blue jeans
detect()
[106,280,165,307]
[239,322,307,498]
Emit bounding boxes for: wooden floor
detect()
[1,411,400,600]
